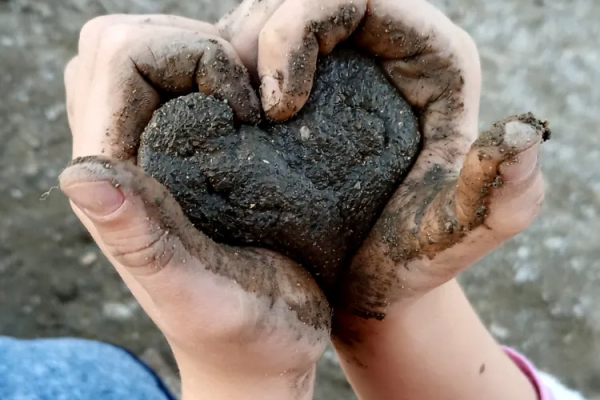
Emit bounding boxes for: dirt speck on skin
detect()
[308,5,363,38]
[139,47,421,293]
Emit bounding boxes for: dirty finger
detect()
[218,0,287,73]
[356,0,481,178]
[416,114,549,254]
[73,25,259,161]
[73,15,220,134]
[258,0,367,120]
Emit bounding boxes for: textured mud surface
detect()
[1,1,599,399]
[139,48,420,289]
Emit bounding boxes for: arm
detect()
[61,15,328,400]
[333,279,538,400]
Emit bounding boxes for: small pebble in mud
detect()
[139,47,421,291]
[79,251,98,266]
[300,126,311,141]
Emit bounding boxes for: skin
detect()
[220,1,544,399]
[60,2,545,399]
[61,15,328,400]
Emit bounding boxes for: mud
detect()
[474,113,552,148]
[139,47,421,292]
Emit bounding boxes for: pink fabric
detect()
[504,347,555,400]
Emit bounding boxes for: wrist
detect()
[332,279,453,347]
[331,280,538,400]
[175,349,317,400]
[180,369,317,400]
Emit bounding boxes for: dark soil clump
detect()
[138,47,421,291]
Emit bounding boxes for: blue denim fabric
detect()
[0,337,174,400]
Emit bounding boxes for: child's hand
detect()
[221,3,546,399]
[59,15,329,400]
[219,0,547,326]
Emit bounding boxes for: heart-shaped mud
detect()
[138,47,420,291]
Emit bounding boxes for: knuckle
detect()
[494,198,544,236]
[79,15,121,51]
[204,37,233,57]
[423,144,464,169]
[97,24,138,58]
[259,25,286,50]
[454,27,478,55]
[108,229,176,272]
[500,212,535,235]
[453,28,481,69]
[64,57,79,84]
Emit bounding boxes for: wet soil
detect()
[138,47,421,291]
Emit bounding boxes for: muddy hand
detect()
[219,0,475,122]
[60,15,329,400]
[219,0,366,120]
[220,1,548,319]
[341,115,548,322]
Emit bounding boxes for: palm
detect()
[150,247,330,375]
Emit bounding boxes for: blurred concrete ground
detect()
[0,0,598,398]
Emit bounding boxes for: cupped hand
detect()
[219,0,548,331]
[59,15,329,400]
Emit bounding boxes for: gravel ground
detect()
[0,0,598,398]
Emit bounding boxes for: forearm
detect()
[333,279,538,400]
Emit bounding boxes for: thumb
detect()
[455,113,549,236]
[59,156,198,276]
[417,114,549,254]
[404,114,549,285]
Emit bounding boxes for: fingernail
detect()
[260,75,282,114]
[62,181,125,217]
[500,143,540,182]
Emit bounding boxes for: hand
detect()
[219,0,547,330]
[221,3,546,399]
[59,15,330,400]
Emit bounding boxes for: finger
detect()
[258,0,367,120]
[136,15,220,34]
[64,57,79,133]
[417,114,550,255]
[476,127,547,237]
[356,0,481,177]
[74,25,260,160]
[58,156,331,337]
[60,157,185,274]
[78,15,220,62]
[218,0,287,73]
[77,15,220,86]
[401,122,547,292]
[342,115,548,316]
[74,15,220,135]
